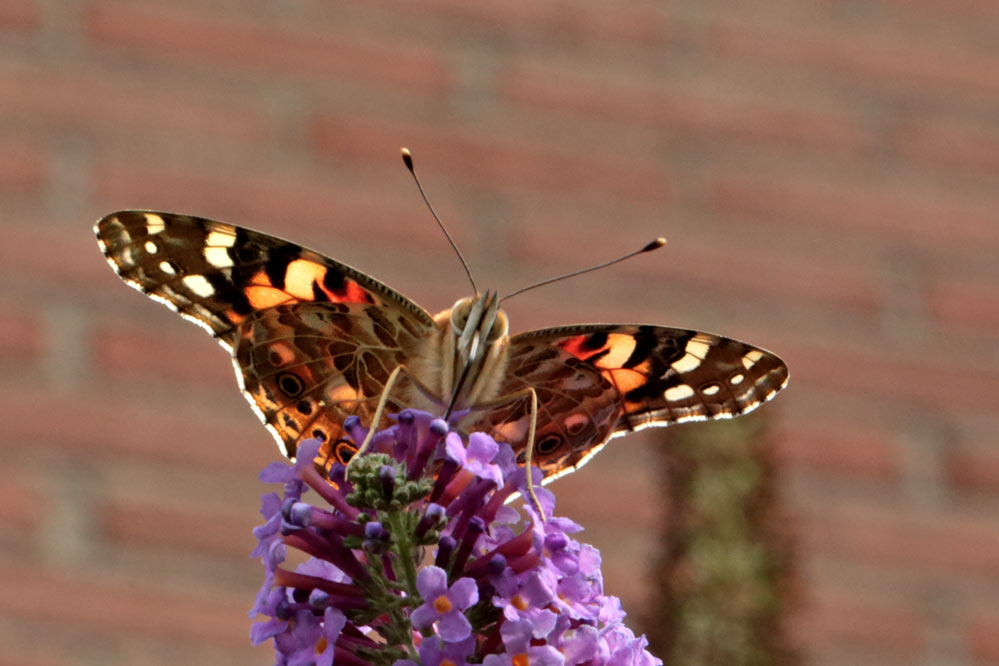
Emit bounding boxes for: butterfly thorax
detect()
[408,291,510,417]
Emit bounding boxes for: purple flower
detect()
[445,431,504,485]
[411,565,479,641]
[492,568,555,623]
[250,410,660,666]
[419,634,476,666]
[483,618,565,666]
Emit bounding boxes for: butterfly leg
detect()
[345,364,410,476]
[465,386,545,521]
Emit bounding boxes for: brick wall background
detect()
[2,2,998,665]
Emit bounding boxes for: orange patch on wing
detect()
[285,259,327,300]
[224,310,245,325]
[559,333,638,369]
[325,381,362,406]
[249,270,274,287]
[337,279,372,304]
[602,368,646,399]
[245,285,294,309]
[559,335,594,360]
[592,334,638,369]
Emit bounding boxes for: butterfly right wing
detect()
[95,210,437,464]
[470,324,788,481]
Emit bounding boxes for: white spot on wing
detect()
[204,246,234,268]
[686,337,713,359]
[664,384,695,401]
[730,373,745,385]
[145,240,158,254]
[206,228,237,247]
[671,352,701,373]
[742,349,764,370]
[159,261,177,275]
[145,213,165,235]
[701,384,721,396]
[182,274,215,297]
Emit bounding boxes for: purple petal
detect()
[444,432,467,464]
[522,571,556,607]
[466,432,499,463]
[448,576,479,609]
[250,617,287,644]
[322,606,347,640]
[528,645,566,666]
[260,461,295,483]
[437,609,473,642]
[416,565,448,599]
[410,602,439,630]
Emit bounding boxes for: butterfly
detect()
[95,210,788,483]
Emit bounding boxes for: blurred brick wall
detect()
[2,1,999,665]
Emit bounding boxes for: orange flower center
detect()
[512,593,529,611]
[433,595,453,614]
[512,653,530,666]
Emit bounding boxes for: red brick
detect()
[947,447,999,497]
[309,115,672,202]
[709,14,999,98]
[895,117,999,182]
[93,319,236,389]
[0,561,252,646]
[789,592,924,657]
[0,305,42,361]
[874,0,999,21]
[776,424,902,482]
[0,138,46,194]
[99,499,254,559]
[0,218,125,287]
[0,384,273,473]
[782,340,999,414]
[512,221,883,314]
[354,0,668,45]
[499,62,872,156]
[800,503,999,578]
[711,171,999,251]
[0,62,271,144]
[969,612,999,665]
[0,465,42,532]
[0,653,67,666]
[927,280,999,339]
[86,2,452,93]
[0,0,39,30]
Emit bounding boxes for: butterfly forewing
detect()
[471,324,788,481]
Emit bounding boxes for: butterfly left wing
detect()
[467,324,788,482]
[95,210,437,466]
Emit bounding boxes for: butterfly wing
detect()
[95,210,436,463]
[469,324,789,481]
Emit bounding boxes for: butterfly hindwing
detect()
[473,324,788,481]
[236,301,427,461]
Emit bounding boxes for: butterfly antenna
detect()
[501,237,666,302]
[402,148,478,294]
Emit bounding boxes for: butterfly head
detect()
[450,290,508,367]
[435,290,510,417]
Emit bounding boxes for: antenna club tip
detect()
[401,147,414,171]
[643,237,667,252]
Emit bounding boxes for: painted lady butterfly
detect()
[95,210,788,482]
